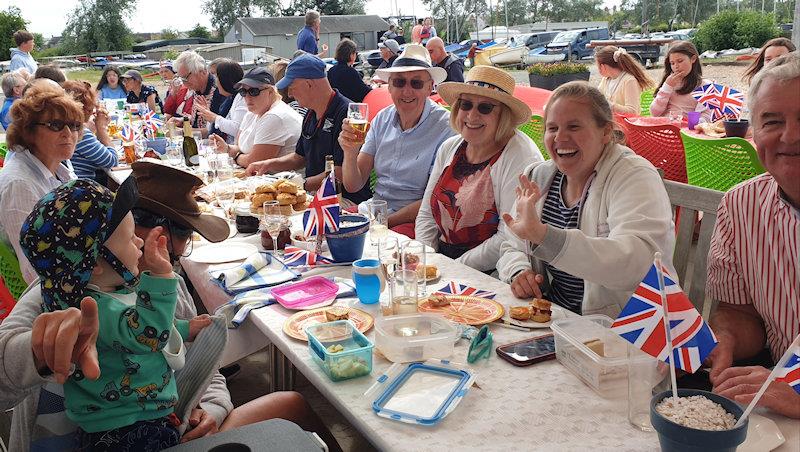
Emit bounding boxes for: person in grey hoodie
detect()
[9,30,37,74]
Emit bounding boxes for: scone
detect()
[292,201,308,212]
[251,193,274,207]
[279,205,293,216]
[429,294,450,307]
[510,306,532,321]
[529,298,552,323]
[276,192,297,206]
[294,190,307,203]
[256,183,276,194]
[276,180,299,194]
[324,306,350,322]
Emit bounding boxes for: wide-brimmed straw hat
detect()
[438,65,532,126]
[131,160,230,242]
[374,44,447,84]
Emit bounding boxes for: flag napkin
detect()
[611,263,718,373]
[302,172,340,237]
[434,281,496,299]
[209,252,299,295]
[775,343,800,395]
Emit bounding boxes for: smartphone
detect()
[495,333,556,367]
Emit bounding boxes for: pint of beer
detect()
[347,103,369,144]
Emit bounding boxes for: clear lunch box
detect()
[374,314,460,363]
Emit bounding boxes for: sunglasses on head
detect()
[390,78,427,90]
[36,121,82,132]
[458,100,497,115]
[237,87,269,97]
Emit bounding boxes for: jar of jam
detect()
[235,207,260,234]
[261,226,291,251]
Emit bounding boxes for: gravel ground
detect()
[507,59,752,95]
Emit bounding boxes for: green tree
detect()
[202,0,281,37]
[734,11,780,47]
[61,0,136,53]
[0,7,28,60]
[160,28,178,40]
[188,23,212,39]
[693,9,779,51]
[282,0,366,15]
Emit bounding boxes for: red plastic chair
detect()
[0,277,16,322]
[621,117,688,183]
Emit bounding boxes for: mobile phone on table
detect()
[495,333,556,367]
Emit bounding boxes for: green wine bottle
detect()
[182,119,199,167]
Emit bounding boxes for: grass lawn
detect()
[66,68,104,85]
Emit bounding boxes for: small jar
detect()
[261,226,291,251]
[235,207,260,234]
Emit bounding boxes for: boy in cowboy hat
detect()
[339,44,455,237]
[18,177,193,450]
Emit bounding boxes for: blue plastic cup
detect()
[352,259,385,304]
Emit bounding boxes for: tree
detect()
[202,0,281,37]
[160,28,178,40]
[188,23,212,39]
[61,0,136,53]
[282,0,367,15]
[0,7,28,60]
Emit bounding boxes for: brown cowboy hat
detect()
[131,160,230,242]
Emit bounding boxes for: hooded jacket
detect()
[9,48,37,74]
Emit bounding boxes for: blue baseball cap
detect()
[275,54,326,90]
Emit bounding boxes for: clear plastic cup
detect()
[628,347,670,431]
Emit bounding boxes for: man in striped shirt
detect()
[706,52,799,419]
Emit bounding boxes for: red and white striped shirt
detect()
[707,174,799,361]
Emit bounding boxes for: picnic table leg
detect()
[269,343,279,393]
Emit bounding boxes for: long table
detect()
[180,222,799,451]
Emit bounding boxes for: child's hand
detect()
[188,314,212,341]
[143,226,173,278]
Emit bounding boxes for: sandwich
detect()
[528,298,552,323]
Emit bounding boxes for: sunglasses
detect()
[459,100,497,115]
[131,208,194,258]
[390,78,427,90]
[237,87,269,97]
[36,121,82,132]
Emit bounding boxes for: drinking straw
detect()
[655,252,679,400]
[734,334,800,428]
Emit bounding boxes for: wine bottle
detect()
[182,119,199,167]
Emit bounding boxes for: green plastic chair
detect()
[368,169,377,192]
[518,114,549,160]
[640,90,654,117]
[0,241,26,300]
[680,131,766,192]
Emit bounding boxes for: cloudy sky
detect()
[3,0,433,38]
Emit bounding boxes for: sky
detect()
[3,0,434,38]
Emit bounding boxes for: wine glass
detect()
[263,200,284,256]
[215,179,236,222]
[368,199,388,248]
[347,103,369,143]
[217,165,233,182]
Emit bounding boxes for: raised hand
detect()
[142,226,173,278]
[665,70,685,88]
[502,174,547,244]
[338,118,368,156]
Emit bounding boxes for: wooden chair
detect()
[663,179,724,318]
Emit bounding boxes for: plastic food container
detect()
[374,314,460,363]
[306,320,374,381]
[550,314,631,398]
[271,276,338,309]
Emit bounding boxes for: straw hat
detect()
[438,65,532,126]
[374,44,448,84]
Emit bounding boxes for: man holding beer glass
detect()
[338,44,455,237]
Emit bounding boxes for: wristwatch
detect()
[233,151,244,166]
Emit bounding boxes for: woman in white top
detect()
[210,67,302,168]
[415,66,543,272]
[196,59,247,142]
[595,46,655,115]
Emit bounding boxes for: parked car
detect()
[546,27,610,61]
[525,31,559,50]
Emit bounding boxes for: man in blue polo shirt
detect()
[244,55,370,205]
[339,44,455,236]
[297,10,328,58]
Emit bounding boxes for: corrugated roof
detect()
[239,15,389,36]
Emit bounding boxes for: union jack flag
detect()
[434,281,496,299]
[611,263,718,373]
[142,111,164,133]
[282,246,334,267]
[121,124,138,143]
[302,173,340,237]
[691,83,745,121]
[775,343,800,395]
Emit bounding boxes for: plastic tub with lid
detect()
[374,314,460,363]
[306,320,373,381]
[550,314,632,398]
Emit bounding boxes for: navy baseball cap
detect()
[275,54,326,90]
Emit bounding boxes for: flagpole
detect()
[655,252,679,400]
[734,334,800,428]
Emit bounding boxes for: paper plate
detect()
[739,414,785,452]
[189,243,258,264]
[506,307,567,329]
[416,266,441,283]
[283,306,374,341]
[417,295,504,326]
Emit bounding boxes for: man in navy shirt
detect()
[297,10,328,58]
[244,55,370,205]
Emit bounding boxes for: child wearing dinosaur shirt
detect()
[19,177,191,451]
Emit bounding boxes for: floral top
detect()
[127,85,163,112]
[430,141,503,252]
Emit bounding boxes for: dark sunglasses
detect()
[36,121,82,132]
[390,78,427,90]
[131,209,194,258]
[237,87,269,97]
[459,100,497,115]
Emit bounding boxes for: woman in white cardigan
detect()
[416,66,543,272]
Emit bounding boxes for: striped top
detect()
[707,174,799,361]
[540,171,585,313]
[70,128,119,180]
